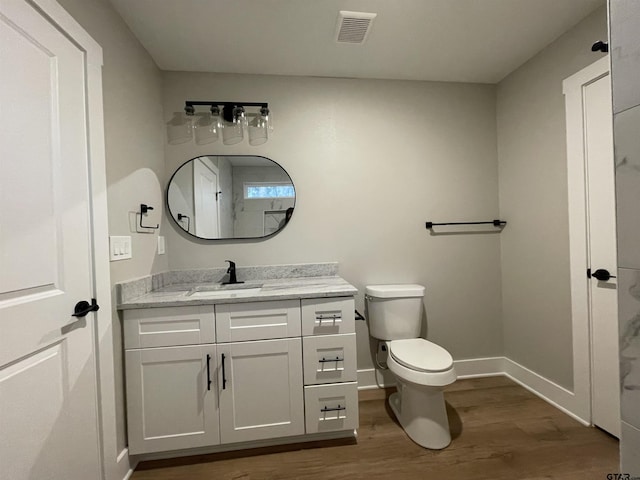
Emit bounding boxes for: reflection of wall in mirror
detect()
[167,161,194,234]
[232,166,294,237]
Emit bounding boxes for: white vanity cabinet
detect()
[123,296,358,457]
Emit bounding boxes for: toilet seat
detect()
[389,338,453,372]
[386,339,456,387]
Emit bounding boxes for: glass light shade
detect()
[222,106,246,145]
[194,112,221,145]
[166,113,193,145]
[248,108,272,146]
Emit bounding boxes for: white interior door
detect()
[0,1,102,478]
[193,158,220,238]
[584,73,620,438]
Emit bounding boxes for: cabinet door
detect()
[125,345,220,454]
[218,338,304,443]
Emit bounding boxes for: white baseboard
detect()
[452,357,505,378]
[358,356,590,427]
[357,367,395,389]
[502,357,589,426]
[116,448,135,480]
[357,357,505,390]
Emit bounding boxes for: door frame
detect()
[563,56,611,425]
[28,1,122,479]
[193,157,221,238]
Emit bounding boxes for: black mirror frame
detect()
[166,155,296,241]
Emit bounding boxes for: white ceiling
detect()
[109,0,605,84]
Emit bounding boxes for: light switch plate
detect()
[110,236,132,261]
[157,236,165,255]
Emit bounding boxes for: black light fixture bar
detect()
[185,101,268,108]
[184,101,269,123]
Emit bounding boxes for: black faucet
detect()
[223,260,244,285]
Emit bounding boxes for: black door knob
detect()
[72,299,100,317]
[590,269,616,281]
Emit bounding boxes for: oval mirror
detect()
[167,155,295,240]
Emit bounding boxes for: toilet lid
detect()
[389,338,453,372]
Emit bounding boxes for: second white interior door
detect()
[194,157,220,238]
[584,72,620,438]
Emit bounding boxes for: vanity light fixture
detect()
[175,101,272,146]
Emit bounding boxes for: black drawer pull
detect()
[319,357,344,363]
[316,314,340,321]
[321,405,346,413]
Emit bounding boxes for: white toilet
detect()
[365,284,456,449]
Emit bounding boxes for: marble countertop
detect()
[118,275,358,310]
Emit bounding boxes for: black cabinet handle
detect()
[206,354,212,391]
[221,353,227,390]
[321,405,346,413]
[72,299,99,317]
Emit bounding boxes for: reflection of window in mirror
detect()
[244,182,295,199]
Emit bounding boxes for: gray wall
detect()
[496,7,607,389]
[163,72,504,372]
[610,0,640,474]
[57,0,166,454]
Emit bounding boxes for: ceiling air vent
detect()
[335,11,377,44]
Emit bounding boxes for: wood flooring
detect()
[131,376,619,480]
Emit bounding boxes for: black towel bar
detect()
[425,219,507,229]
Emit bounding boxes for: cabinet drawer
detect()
[123,306,215,349]
[304,382,359,434]
[215,300,301,342]
[303,334,357,385]
[301,298,355,336]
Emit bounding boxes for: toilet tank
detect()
[365,284,425,340]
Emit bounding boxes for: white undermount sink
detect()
[186,283,263,298]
